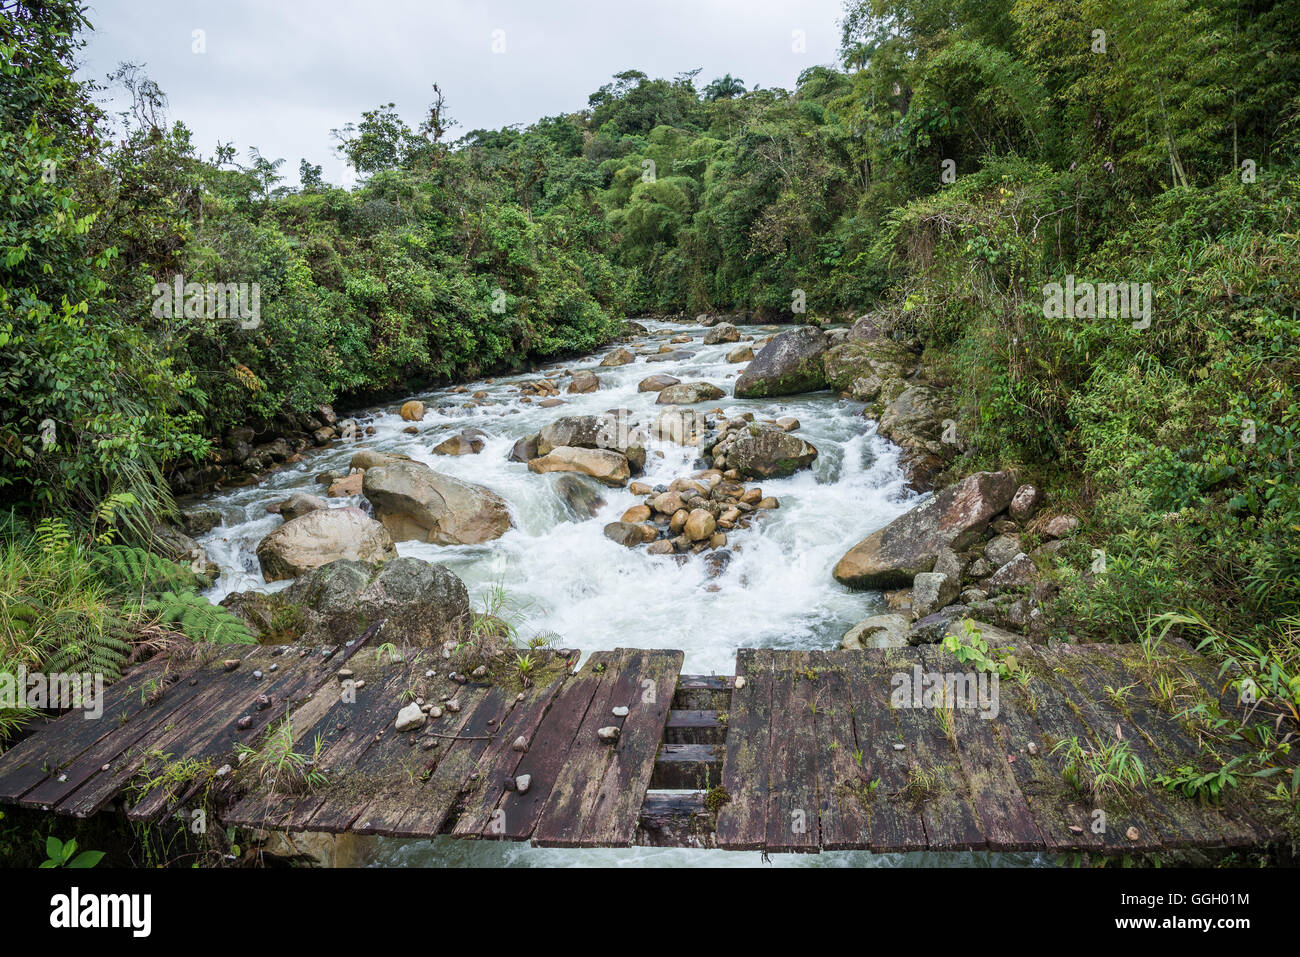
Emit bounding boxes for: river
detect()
[195,318,1049,868]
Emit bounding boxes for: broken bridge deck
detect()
[0,630,1289,856]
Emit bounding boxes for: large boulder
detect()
[822,338,918,403]
[656,381,725,405]
[567,370,600,394]
[734,327,829,398]
[223,557,470,646]
[351,449,412,470]
[537,414,646,472]
[256,506,397,582]
[528,446,630,487]
[703,322,739,345]
[362,461,513,545]
[716,422,818,479]
[833,471,1018,589]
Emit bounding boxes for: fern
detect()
[142,591,255,645]
[90,545,202,597]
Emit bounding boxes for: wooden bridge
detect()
[0,630,1289,856]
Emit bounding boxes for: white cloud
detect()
[79,0,845,185]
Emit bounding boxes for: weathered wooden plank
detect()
[54,646,284,818]
[125,650,335,821]
[448,668,574,838]
[650,743,723,789]
[0,655,175,802]
[492,651,618,842]
[1057,644,1270,848]
[841,650,928,853]
[808,652,873,851]
[765,650,820,852]
[919,646,1045,852]
[636,791,717,848]
[672,675,733,711]
[715,648,773,850]
[879,646,986,851]
[581,650,684,847]
[533,649,647,847]
[664,709,727,745]
[1031,644,1221,851]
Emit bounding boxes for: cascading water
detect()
[194,319,1046,867]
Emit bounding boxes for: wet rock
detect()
[684,508,716,542]
[553,473,607,520]
[725,344,754,363]
[273,492,329,521]
[509,434,539,463]
[432,432,485,456]
[717,423,818,479]
[400,400,426,422]
[657,381,725,405]
[600,347,635,367]
[567,370,600,394]
[604,521,642,547]
[638,374,680,392]
[833,471,1018,589]
[538,414,646,471]
[363,461,513,545]
[529,446,631,487]
[256,507,397,582]
[734,326,829,398]
[703,322,739,345]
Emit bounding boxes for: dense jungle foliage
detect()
[1,0,1298,720]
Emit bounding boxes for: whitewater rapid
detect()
[193,318,1044,868]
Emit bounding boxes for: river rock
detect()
[638,374,680,392]
[529,446,630,487]
[734,326,829,398]
[273,492,329,522]
[256,506,397,582]
[400,400,425,422]
[833,470,1017,589]
[984,533,1024,569]
[356,557,471,645]
[568,370,600,394]
[717,422,818,479]
[603,521,642,547]
[657,381,725,405]
[985,553,1039,591]
[600,347,635,366]
[912,571,960,618]
[553,473,606,519]
[840,614,910,650]
[652,406,708,445]
[363,461,513,545]
[432,432,485,456]
[726,344,754,363]
[537,414,646,471]
[509,434,539,463]
[684,508,716,542]
[703,322,739,345]
[178,504,222,536]
[351,449,412,470]
[327,472,364,497]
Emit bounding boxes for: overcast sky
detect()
[78,0,847,187]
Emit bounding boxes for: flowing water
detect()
[195,319,1048,868]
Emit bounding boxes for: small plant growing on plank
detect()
[235,717,327,796]
[514,652,537,688]
[374,642,402,665]
[942,622,1018,678]
[1052,736,1147,803]
[1156,758,1244,806]
[703,785,731,814]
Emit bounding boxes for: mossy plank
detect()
[765,650,821,852]
[581,649,683,847]
[0,654,174,803]
[715,648,773,850]
[56,646,282,818]
[808,652,874,850]
[841,649,927,852]
[494,651,619,841]
[919,646,1044,851]
[127,649,334,821]
[880,646,986,850]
